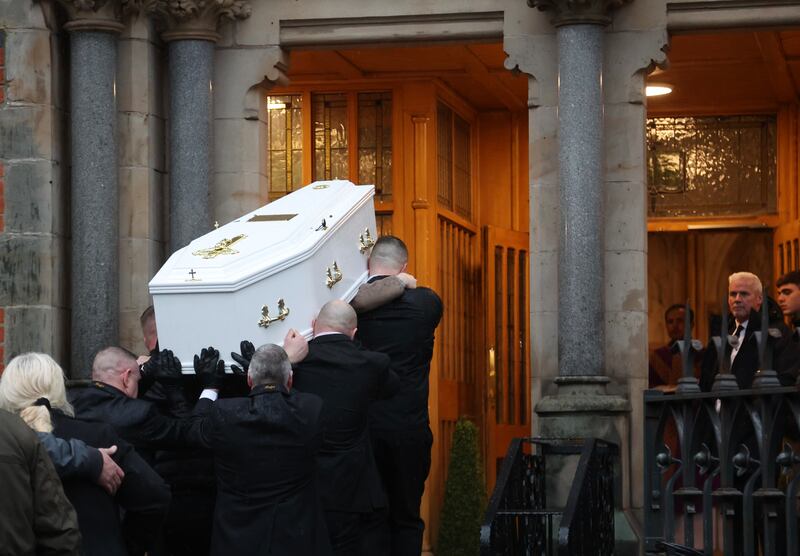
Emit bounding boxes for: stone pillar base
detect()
[535,375,638,555]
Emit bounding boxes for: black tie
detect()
[734,324,744,338]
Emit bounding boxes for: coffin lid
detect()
[149,180,375,293]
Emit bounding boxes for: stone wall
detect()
[0,0,70,370]
[117,14,167,356]
[0,30,5,372]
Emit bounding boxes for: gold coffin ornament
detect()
[358,228,375,253]
[326,262,342,289]
[258,299,290,328]
[192,234,247,259]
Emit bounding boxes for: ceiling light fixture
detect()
[646,84,673,97]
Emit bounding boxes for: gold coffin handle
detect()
[258,299,290,328]
[358,228,376,253]
[326,261,342,289]
[488,346,496,409]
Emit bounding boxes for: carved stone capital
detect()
[528,0,633,27]
[57,0,130,33]
[143,0,251,43]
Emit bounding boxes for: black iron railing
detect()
[644,386,800,555]
[557,438,616,554]
[480,437,616,556]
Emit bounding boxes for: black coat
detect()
[700,309,800,391]
[70,382,211,466]
[355,279,443,431]
[198,384,332,556]
[50,409,170,556]
[293,334,399,513]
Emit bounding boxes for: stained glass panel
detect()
[266,95,303,199]
[358,92,392,201]
[313,93,349,181]
[646,116,776,217]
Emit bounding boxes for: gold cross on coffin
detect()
[192,234,247,259]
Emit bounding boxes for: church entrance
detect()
[262,42,529,549]
[645,29,800,369]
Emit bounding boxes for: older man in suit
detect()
[701,271,798,390]
[355,235,443,556]
[199,343,331,556]
[293,300,399,555]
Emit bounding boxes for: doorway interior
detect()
[646,29,800,352]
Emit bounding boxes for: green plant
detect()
[437,417,485,556]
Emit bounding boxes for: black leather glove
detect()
[230,340,255,377]
[141,349,183,385]
[194,346,225,390]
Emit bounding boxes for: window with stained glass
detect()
[437,102,472,219]
[313,93,349,181]
[266,89,395,223]
[358,92,392,201]
[646,115,777,218]
[266,95,303,199]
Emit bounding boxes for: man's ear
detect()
[400,262,408,273]
[286,372,293,391]
[246,375,253,389]
[349,327,357,340]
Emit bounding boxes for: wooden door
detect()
[484,225,531,492]
[774,221,800,278]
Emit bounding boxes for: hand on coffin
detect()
[141,349,183,385]
[194,346,225,390]
[283,329,308,364]
[397,272,417,289]
[231,340,255,376]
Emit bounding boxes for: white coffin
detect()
[149,180,376,371]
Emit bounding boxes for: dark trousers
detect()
[368,427,433,556]
[324,510,361,556]
[153,489,215,556]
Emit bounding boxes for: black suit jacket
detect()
[700,309,800,390]
[293,333,399,513]
[51,409,170,556]
[355,279,443,431]
[70,382,211,465]
[198,384,332,556]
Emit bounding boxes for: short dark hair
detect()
[369,235,408,270]
[776,270,800,289]
[664,303,694,325]
[140,305,155,327]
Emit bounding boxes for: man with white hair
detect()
[198,344,332,556]
[701,271,797,390]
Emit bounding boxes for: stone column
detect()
[145,0,251,252]
[531,0,630,392]
[58,1,125,377]
[557,23,605,379]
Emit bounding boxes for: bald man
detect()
[71,346,225,555]
[72,347,220,460]
[292,300,399,555]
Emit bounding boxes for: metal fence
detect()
[644,386,800,555]
[480,437,616,556]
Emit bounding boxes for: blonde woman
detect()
[0,353,171,556]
